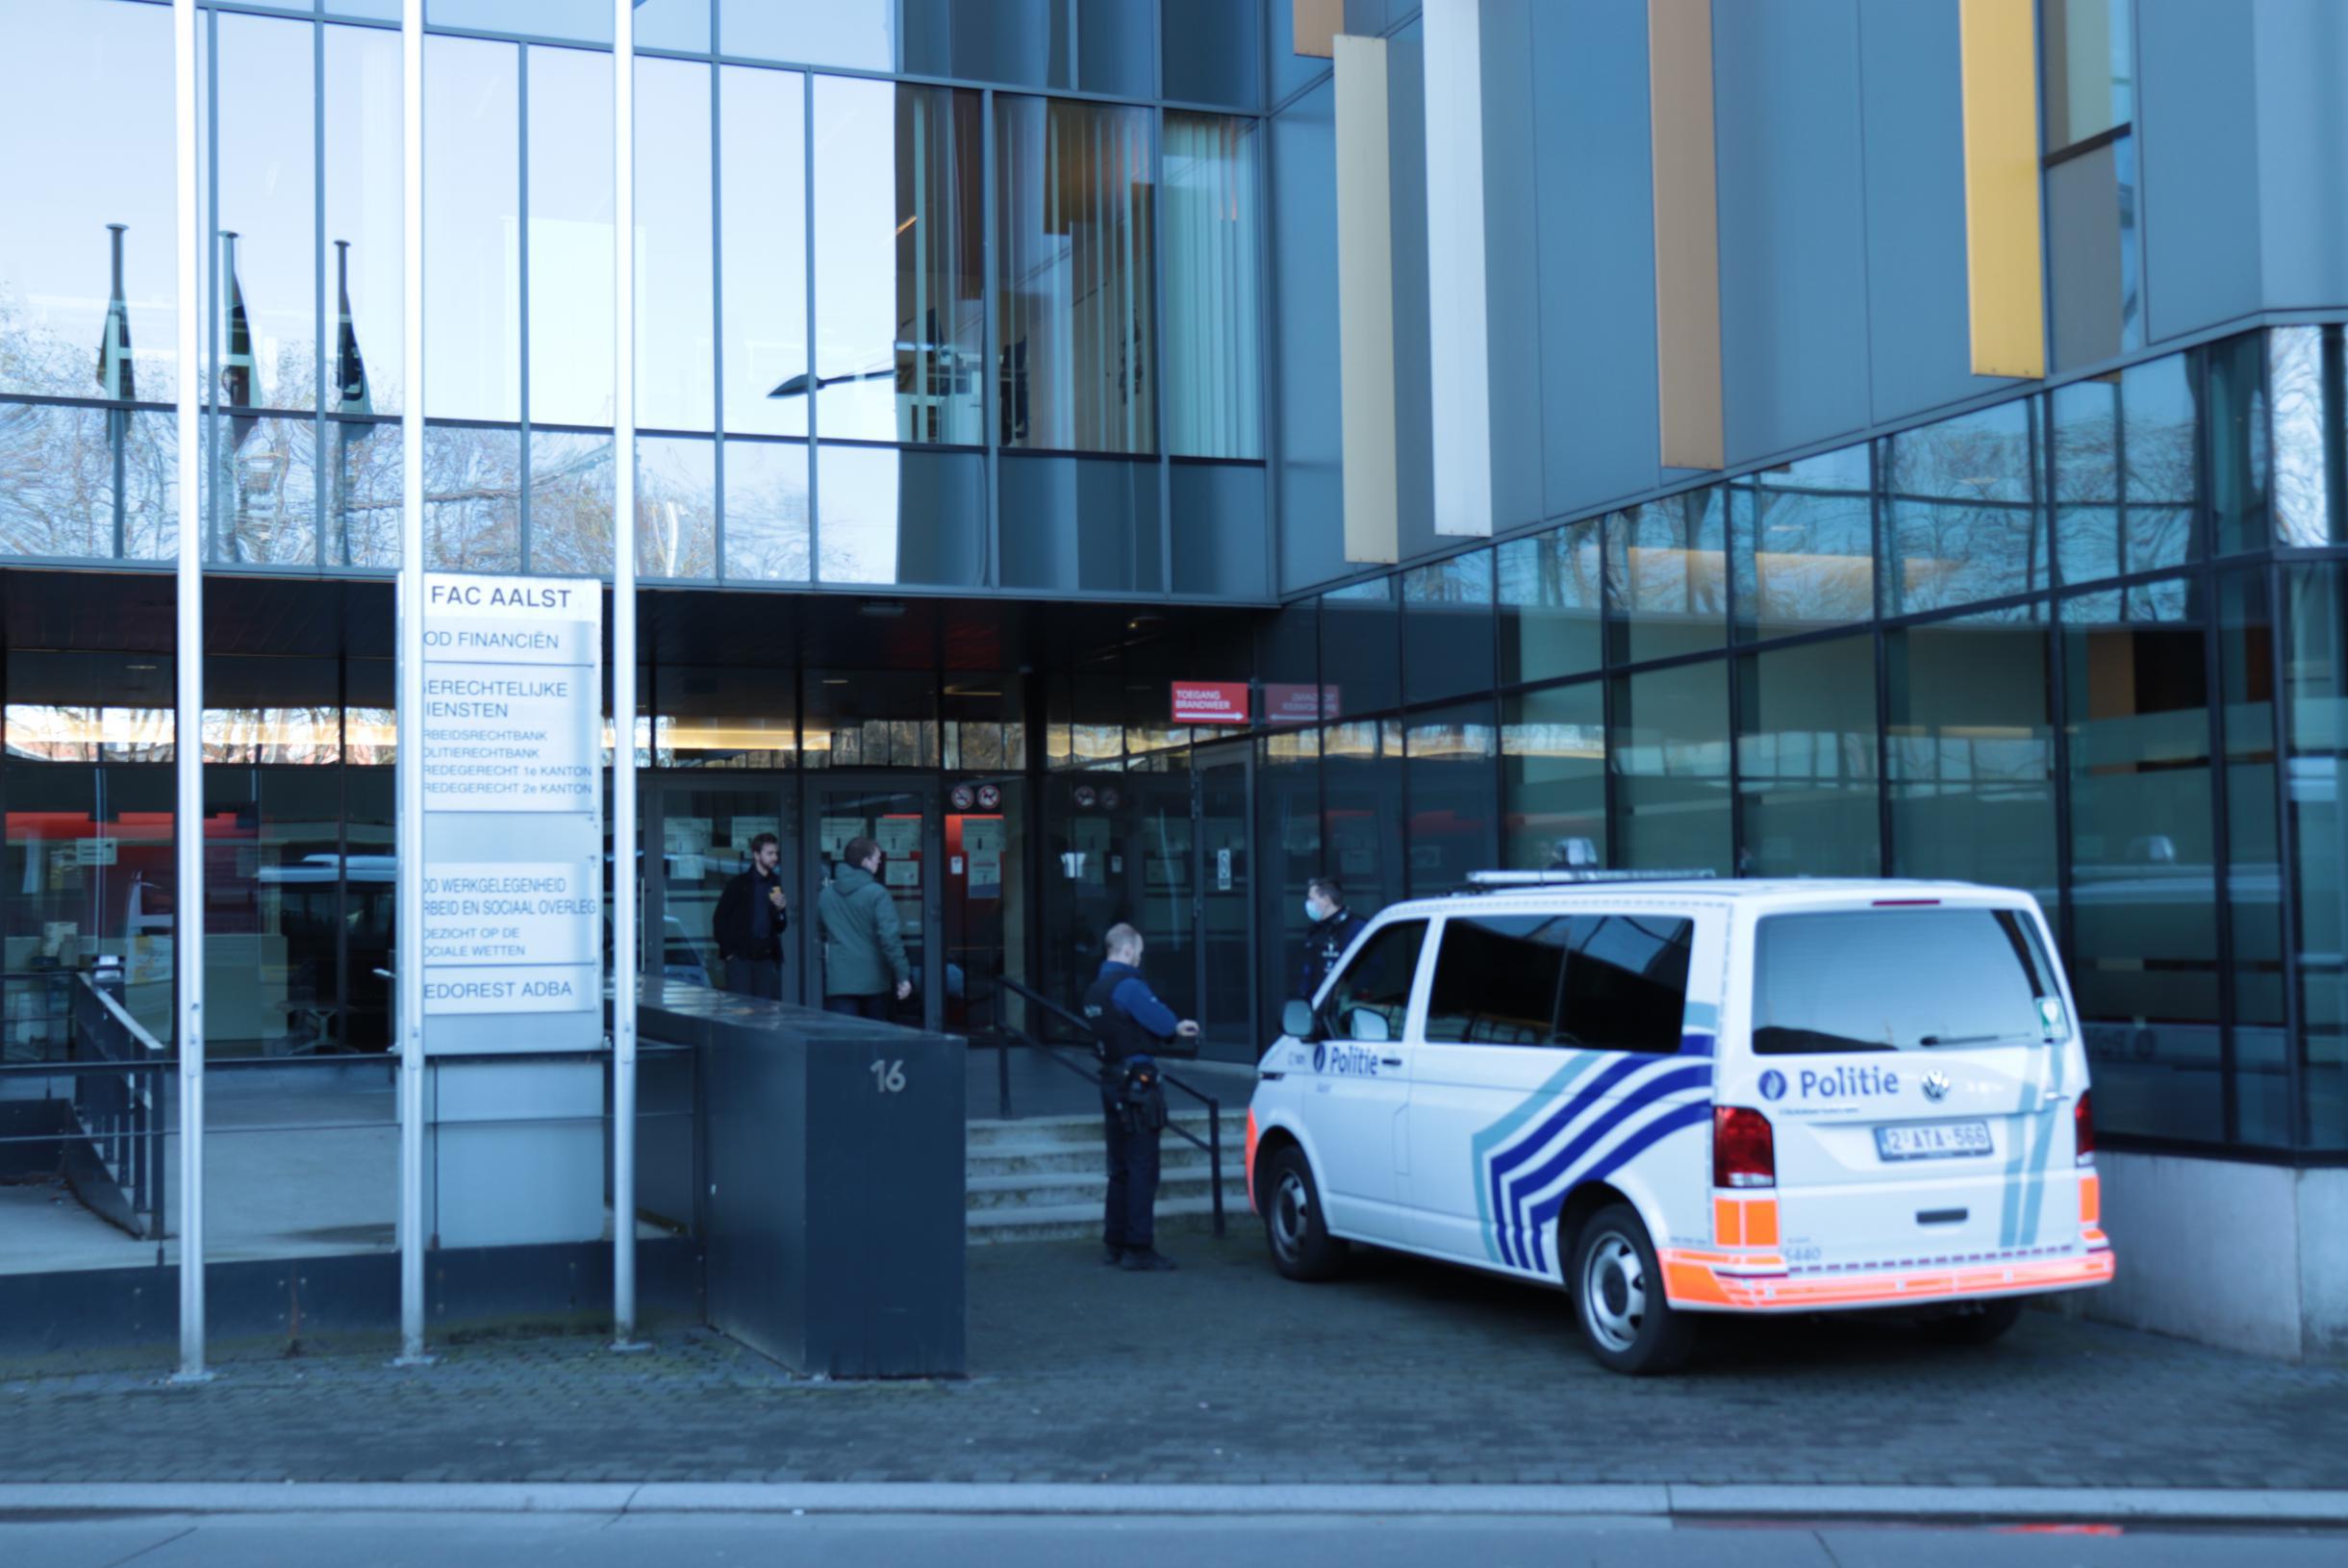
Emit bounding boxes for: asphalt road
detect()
[7,1511,2347,1568]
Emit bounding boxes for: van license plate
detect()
[1876,1121,1993,1160]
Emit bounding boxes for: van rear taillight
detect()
[2075,1091,2096,1167]
[1713,1106,1776,1189]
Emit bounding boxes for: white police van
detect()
[1245,873,2114,1374]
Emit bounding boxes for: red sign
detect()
[1264,683,1342,723]
[1171,680,1251,725]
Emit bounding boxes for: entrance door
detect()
[1195,744,1254,1055]
[807,776,942,1032]
[645,778,798,997]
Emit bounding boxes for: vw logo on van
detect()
[1757,1070,1787,1102]
[1922,1070,1951,1102]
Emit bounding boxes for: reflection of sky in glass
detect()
[817,443,900,584]
[814,78,915,442]
[213,13,316,413]
[429,0,613,45]
[635,59,712,431]
[0,0,177,400]
[425,37,519,419]
[636,435,714,578]
[529,45,615,428]
[723,0,893,70]
[720,65,806,436]
[324,23,406,415]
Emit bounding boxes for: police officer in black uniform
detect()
[1082,922,1199,1272]
[1296,875,1367,1000]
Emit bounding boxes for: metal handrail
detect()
[994,974,1225,1238]
[65,972,168,1241]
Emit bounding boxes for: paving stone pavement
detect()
[4,1230,2344,1488]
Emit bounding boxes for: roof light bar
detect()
[1464,869,1719,888]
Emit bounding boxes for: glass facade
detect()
[0,0,1269,599]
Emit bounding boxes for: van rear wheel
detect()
[1262,1146,1349,1282]
[1924,1296,2026,1347]
[1570,1203,1697,1376]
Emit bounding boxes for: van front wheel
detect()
[1570,1203,1697,1376]
[1262,1146,1349,1282]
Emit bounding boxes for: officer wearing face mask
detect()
[1296,875,1367,1000]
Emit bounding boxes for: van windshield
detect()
[1753,908,2065,1055]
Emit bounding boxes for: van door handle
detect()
[1380,1055,1403,1067]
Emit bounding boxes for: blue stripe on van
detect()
[1494,1061,1713,1274]
[1483,1053,1654,1269]
[1469,1051,1603,1265]
[1528,1100,1714,1276]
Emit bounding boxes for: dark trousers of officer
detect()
[723,955,781,999]
[1101,1094,1162,1252]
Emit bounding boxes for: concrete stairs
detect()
[966,1108,1252,1245]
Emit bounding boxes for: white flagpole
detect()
[611,0,643,1350]
[395,0,431,1364]
[170,0,208,1383]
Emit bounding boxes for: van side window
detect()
[1558,915,1693,1054]
[1323,919,1427,1041]
[1425,915,1573,1044]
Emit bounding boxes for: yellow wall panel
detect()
[1960,0,2047,379]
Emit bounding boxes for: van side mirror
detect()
[1281,998,1317,1040]
[1348,1009,1391,1045]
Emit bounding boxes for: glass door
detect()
[807,775,941,1031]
[1195,743,1254,1058]
[943,773,1024,1037]
[645,777,799,999]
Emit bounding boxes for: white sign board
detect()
[419,573,603,1051]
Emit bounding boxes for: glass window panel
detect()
[814,79,984,445]
[429,1,612,43]
[1322,720,1403,918]
[1172,461,1270,599]
[719,65,807,437]
[213,13,317,417]
[903,0,1071,87]
[655,665,798,768]
[1254,598,1322,725]
[423,421,521,569]
[723,0,894,69]
[1606,488,1726,665]
[326,418,401,568]
[325,22,406,417]
[1880,399,2045,618]
[527,45,615,429]
[0,0,176,402]
[1502,681,1605,873]
[815,443,983,587]
[636,435,715,579]
[2061,581,2220,1143]
[2221,569,2287,1146]
[1426,913,1570,1046]
[214,417,318,568]
[1320,916,1426,1040]
[1497,519,1602,687]
[1403,702,1498,897]
[995,95,1157,455]
[1165,114,1264,460]
[635,58,714,433]
[0,403,180,563]
[528,428,614,575]
[1319,577,1399,717]
[1735,635,1880,878]
[2044,0,2133,152]
[1886,612,2057,903]
[720,436,809,581]
[2206,331,2270,555]
[1078,0,1155,96]
[1729,443,1873,641]
[1562,915,1694,1056]
[804,669,938,769]
[632,0,708,53]
[1256,724,1321,1029]
[998,454,1161,593]
[424,37,519,420]
[2048,138,2133,372]
[2285,564,2348,1149]
[1165,0,1261,109]
[2270,325,2333,548]
[1611,660,1730,875]
[1402,550,1495,706]
[2053,353,2200,585]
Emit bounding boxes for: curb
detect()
[0,1482,2343,1525]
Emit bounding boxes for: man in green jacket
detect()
[819,836,913,1021]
